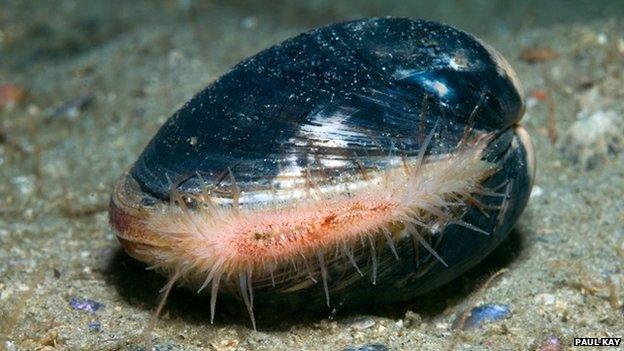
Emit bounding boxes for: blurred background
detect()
[2,0,624,71]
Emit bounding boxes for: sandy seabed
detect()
[1,1,623,350]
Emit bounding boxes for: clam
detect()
[109,17,534,329]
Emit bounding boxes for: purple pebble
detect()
[69,297,105,313]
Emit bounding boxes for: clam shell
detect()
[109,17,534,324]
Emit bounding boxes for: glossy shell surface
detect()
[110,17,534,316]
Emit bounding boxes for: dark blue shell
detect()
[130,17,524,201]
[122,17,532,308]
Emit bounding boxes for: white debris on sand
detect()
[559,88,624,169]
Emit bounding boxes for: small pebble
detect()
[617,38,624,55]
[69,297,105,313]
[48,94,93,119]
[526,96,539,109]
[559,87,624,169]
[535,293,556,306]
[435,322,450,330]
[519,47,559,63]
[342,344,389,351]
[0,84,25,111]
[538,334,562,351]
[530,89,549,101]
[402,310,422,328]
[456,303,511,329]
[87,322,101,332]
[596,33,607,45]
[560,109,623,169]
[531,186,544,198]
[343,316,376,330]
[3,341,16,351]
[11,175,36,197]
